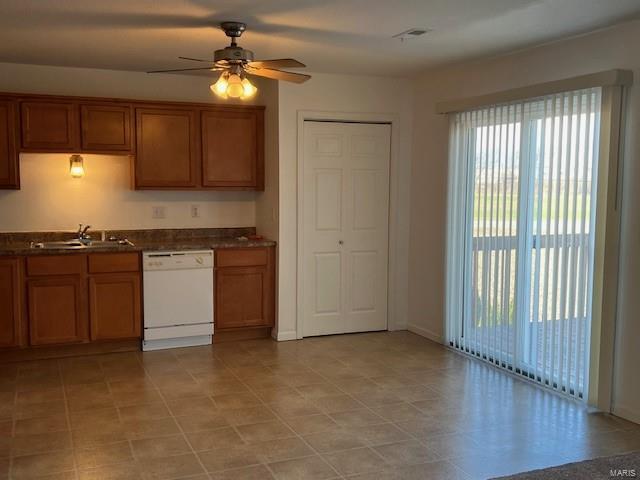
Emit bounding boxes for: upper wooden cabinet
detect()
[135,107,198,189]
[201,109,264,190]
[21,101,80,151]
[0,257,22,348]
[81,104,132,152]
[0,92,266,191]
[0,100,19,189]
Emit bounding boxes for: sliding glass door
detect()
[446,88,601,399]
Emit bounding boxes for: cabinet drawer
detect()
[88,253,139,273]
[216,248,268,268]
[27,255,85,276]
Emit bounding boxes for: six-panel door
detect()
[0,258,21,347]
[21,101,80,151]
[27,276,88,345]
[89,273,141,340]
[0,100,19,189]
[301,121,391,337]
[135,108,198,188]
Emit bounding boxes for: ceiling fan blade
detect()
[147,67,223,73]
[246,67,311,84]
[247,58,306,69]
[178,56,216,63]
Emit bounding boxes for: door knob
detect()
[338,240,344,245]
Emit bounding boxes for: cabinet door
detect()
[0,100,19,189]
[89,273,141,340]
[135,108,198,188]
[201,109,264,189]
[81,104,131,152]
[0,258,21,347]
[21,101,80,151]
[28,276,87,345]
[216,266,271,329]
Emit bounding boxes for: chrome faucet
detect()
[77,224,92,244]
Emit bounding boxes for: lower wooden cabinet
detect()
[215,247,275,330]
[0,258,22,347]
[18,252,142,348]
[1,247,275,350]
[27,276,87,346]
[89,273,141,340]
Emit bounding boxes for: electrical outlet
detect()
[152,206,166,219]
[190,205,201,218]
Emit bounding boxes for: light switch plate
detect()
[152,206,167,219]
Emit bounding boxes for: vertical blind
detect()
[445,87,602,399]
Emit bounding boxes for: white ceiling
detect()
[1,0,639,77]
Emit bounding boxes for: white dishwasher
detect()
[142,250,214,351]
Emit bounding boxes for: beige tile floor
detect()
[1,331,639,480]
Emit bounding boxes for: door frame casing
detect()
[296,110,400,339]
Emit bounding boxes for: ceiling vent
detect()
[392,28,432,42]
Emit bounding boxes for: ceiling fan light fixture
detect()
[241,77,257,99]
[210,71,229,98]
[211,71,257,100]
[226,73,244,98]
[153,22,309,97]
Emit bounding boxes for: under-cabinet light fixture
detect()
[69,154,85,178]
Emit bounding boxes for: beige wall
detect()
[0,154,255,231]
[0,62,277,232]
[408,19,640,422]
[255,77,280,242]
[275,72,414,341]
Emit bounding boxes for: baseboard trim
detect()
[612,405,640,425]
[407,323,444,344]
[214,327,271,343]
[0,340,140,363]
[274,330,298,342]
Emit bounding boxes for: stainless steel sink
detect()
[31,240,87,249]
[30,239,135,249]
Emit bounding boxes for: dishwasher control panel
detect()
[143,250,214,271]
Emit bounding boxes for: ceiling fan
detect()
[148,21,311,99]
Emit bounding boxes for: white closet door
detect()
[302,121,391,337]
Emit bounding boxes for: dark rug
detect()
[493,451,640,479]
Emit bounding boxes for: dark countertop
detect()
[0,238,276,256]
[0,228,276,256]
